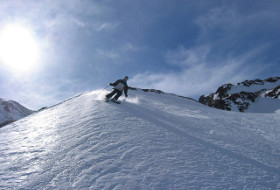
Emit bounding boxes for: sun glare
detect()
[0,24,39,73]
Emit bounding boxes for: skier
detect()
[105,76,129,103]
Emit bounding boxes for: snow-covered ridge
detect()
[39,87,198,112]
[129,86,197,101]
[199,77,280,113]
[229,77,280,94]
[0,98,33,127]
[1,89,279,189]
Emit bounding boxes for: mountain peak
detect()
[199,77,280,113]
[0,98,33,127]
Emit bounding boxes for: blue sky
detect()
[0,0,279,110]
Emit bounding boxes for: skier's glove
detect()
[109,83,114,86]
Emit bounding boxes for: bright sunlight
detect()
[0,24,39,73]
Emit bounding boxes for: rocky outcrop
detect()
[199,77,280,112]
[264,85,280,98]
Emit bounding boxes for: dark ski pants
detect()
[106,89,122,100]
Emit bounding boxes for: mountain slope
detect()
[0,98,33,127]
[0,89,280,189]
[199,77,280,113]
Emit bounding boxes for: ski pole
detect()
[99,84,110,94]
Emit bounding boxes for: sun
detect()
[0,24,39,73]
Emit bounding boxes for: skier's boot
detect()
[112,98,121,104]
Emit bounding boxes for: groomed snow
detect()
[0,89,280,189]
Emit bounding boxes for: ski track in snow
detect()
[0,89,280,189]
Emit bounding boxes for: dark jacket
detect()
[111,79,128,96]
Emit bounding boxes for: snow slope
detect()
[0,89,280,189]
[0,98,33,127]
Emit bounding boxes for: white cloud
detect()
[130,45,267,99]
[129,6,275,99]
[96,22,119,31]
[165,45,210,67]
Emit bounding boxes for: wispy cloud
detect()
[96,22,119,31]
[165,45,210,67]
[1,72,89,110]
[130,45,268,99]
[130,4,277,99]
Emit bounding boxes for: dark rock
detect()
[199,77,280,112]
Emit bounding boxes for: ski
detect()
[111,100,121,104]
[104,98,121,104]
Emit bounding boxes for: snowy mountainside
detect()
[199,77,280,113]
[0,89,280,189]
[0,98,33,127]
